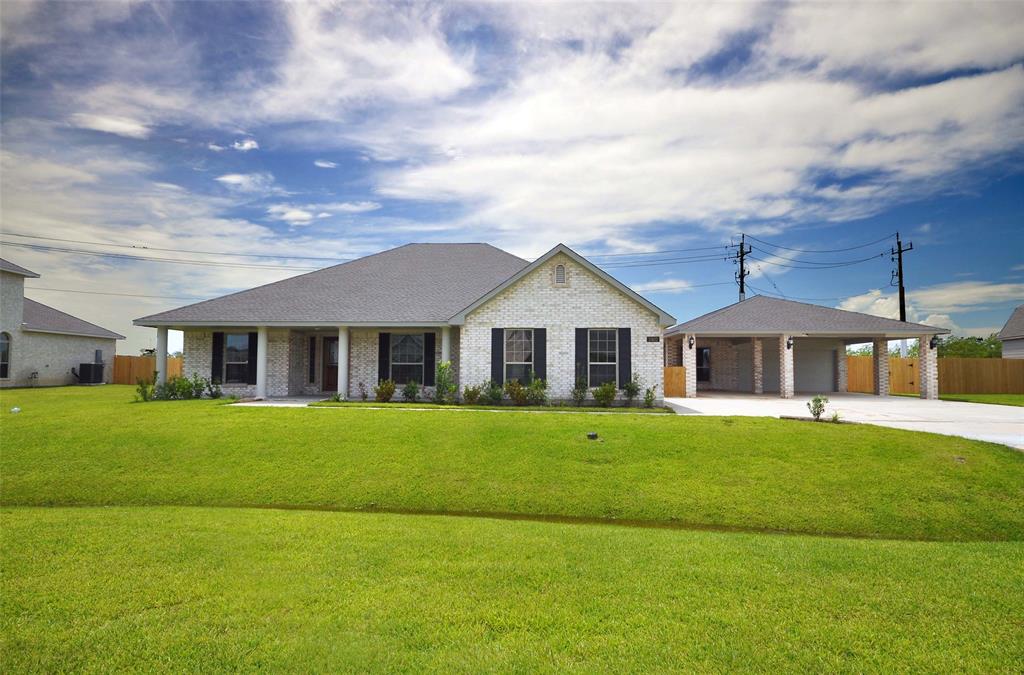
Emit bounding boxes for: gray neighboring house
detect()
[0,258,124,387]
[997,304,1024,359]
[664,295,949,399]
[135,243,676,401]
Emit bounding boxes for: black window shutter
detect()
[378,332,391,383]
[246,331,258,385]
[211,332,224,383]
[308,336,316,383]
[575,328,588,384]
[423,332,436,386]
[533,328,547,381]
[618,327,631,389]
[490,328,504,384]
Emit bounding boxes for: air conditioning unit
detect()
[77,362,104,384]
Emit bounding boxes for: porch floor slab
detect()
[665,392,1024,449]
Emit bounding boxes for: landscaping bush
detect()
[526,375,548,406]
[433,361,456,404]
[504,379,528,406]
[205,378,222,399]
[571,378,588,406]
[643,385,657,408]
[593,381,617,407]
[188,372,206,399]
[482,379,504,405]
[135,375,155,402]
[807,395,829,421]
[357,382,368,401]
[622,374,641,407]
[402,380,420,403]
[374,379,396,402]
[462,384,482,405]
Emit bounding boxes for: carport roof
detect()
[666,295,950,338]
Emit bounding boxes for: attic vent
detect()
[554,264,566,284]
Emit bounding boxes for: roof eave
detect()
[133,319,453,329]
[664,327,952,337]
[21,327,124,340]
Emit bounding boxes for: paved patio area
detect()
[665,392,1024,449]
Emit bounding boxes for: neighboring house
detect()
[0,258,124,388]
[997,305,1024,359]
[663,295,949,399]
[135,244,676,401]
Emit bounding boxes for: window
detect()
[697,347,710,382]
[390,334,424,385]
[554,264,566,284]
[224,333,249,383]
[588,329,617,387]
[0,332,9,379]
[308,336,316,383]
[504,329,533,383]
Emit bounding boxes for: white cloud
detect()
[631,278,693,294]
[214,173,276,193]
[207,142,226,152]
[267,205,316,226]
[69,113,151,139]
[314,159,338,168]
[322,201,381,213]
[267,200,382,225]
[232,138,259,152]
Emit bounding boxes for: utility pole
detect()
[734,233,752,301]
[891,232,914,356]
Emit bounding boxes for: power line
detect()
[744,232,896,253]
[599,254,732,269]
[747,251,886,270]
[746,283,854,302]
[749,246,888,266]
[1,230,354,262]
[630,280,737,293]
[585,245,731,258]
[25,286,207,300]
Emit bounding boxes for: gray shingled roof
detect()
[0,257,40,277]
[666,295,950,337]
[997,305,1024,341]
[136,243,529,326]
[22,298,124,339]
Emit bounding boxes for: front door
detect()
[322,337,338,392]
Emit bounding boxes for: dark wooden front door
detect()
[322,337,338,392]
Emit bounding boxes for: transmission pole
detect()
[734,233,752,302]
[891,232,914,356]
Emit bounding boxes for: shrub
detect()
[830,410,842,424]
[329,392,343,403]
[374,379,396,402]
[402,380,420,403]
[593,381,617,407]
[188,372,206,399]
[526,375,548,406]
[205,378,222,399]
[504,379,528,406]
[433,361,456,404]
[622,374,641,407]
[643,385,657,408]
[482,379,504,405]
[571,378,588,406]
[462,384,482,405]
[357,382,368,401]
[807,395,829,421]
[135,374,155,402]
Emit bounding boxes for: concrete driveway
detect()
[665,392,1024,449]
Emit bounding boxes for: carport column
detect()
[441,326,451,363]
[255,326,268,399]
[835,348,848,393]
[779,335,794,399]
[752,337,763,394]
[337,326,350,399]
[919,335,939,399]
[155,326,168,386]
[872,338,889,396]
[682,334,697,398]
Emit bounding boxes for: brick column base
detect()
[752,337,763,394]
[919,335,939,399]
[873,338,889,396]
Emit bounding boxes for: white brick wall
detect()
[459,252,665,401]
[182,329,290,397]
[872,338,889,396]
[919,335,939,399]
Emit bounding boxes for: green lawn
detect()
[3,507,1021,673]
[2,385,1022,671]
[2,385,1021,541]
[939,393,1024,407]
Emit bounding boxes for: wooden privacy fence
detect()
[663,366,686,397]
[112,355,183,385]
[846,356,1024,395]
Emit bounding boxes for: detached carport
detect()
[663,296,949,399]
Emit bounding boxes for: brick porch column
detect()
[919,335,939,399]
[873,338,889,396]
[752,337,763,394]
[779,335,794,398]
[682,334,697,398]
[835,347,847,392]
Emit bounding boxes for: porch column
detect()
[682,334,697,398]
[441,326,451,363]
[337,326,349,399]
[779,335,794,398]
[255,326,268,398]
[752,337,763,394]
[919,335,939,399]
[155,326,168,385]
[872,338,889,396]
[835,347,848,393]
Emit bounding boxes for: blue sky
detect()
[1,1,1022,353]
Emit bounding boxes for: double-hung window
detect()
[696,347,711,382]
[588,329,617,387]
[390,334,424,385]
[223,333,249,383]
[504,328,533,383]
[0,332,10,379]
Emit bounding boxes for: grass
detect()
[3,506,1022,672]
[311,399,672,412]
[2,386,1022,541]
[939,393,1024,407]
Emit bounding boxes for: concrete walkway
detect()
[665,392,1024,449]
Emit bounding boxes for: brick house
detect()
[134,243,676,401]
[1,258,124,387]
